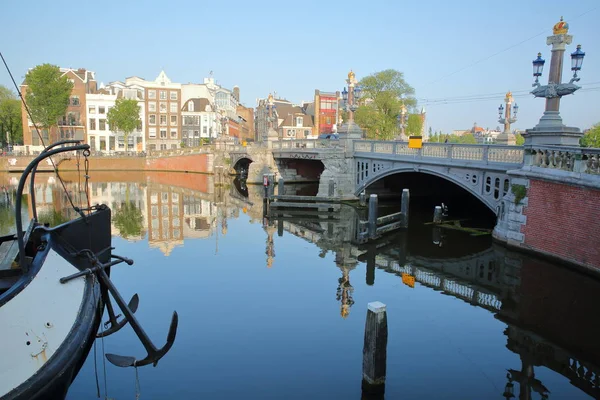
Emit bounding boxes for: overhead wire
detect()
[422,7,598,88]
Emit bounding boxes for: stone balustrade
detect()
[272,139,340,150]
[526,145,600,175]
[354,141,524,165]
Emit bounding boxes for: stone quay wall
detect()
[494,167,600,272]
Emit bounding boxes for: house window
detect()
[304,130,310,136]
[149,127,157,138]
[170,103,177,113]
[160,129,167,138]
[149,114,156,125]
[296,117,303,127]
[160,115,167,125]
[170,129,177,138]
[160,90,167,100]
[99,119,106,130]
[203,126,207,134]
[99,106,105,114]
[287,129,296,137]
[149,102,156,112]
[88,106,95,114]
[89,136,96,150]
[149,144,156,151]
[160,144,167,150]
[170,115,177,125]
[160,102,167,113]
[71,96,80,106]
[170,91,177,100]
[194,130,199,137]
[89,118,96,130]
[99,137,106,150]
[148,90,156,99]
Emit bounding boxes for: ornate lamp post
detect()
[496,92,518,145]
[264,93,278,143]
[396,103,408,140]
[337,70,364,142]
[524,17,586,146]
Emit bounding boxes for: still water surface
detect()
[1,172,599,400]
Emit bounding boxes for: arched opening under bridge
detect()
[363,171,497,229]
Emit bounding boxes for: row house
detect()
[20,67,97,150]
[278,108,315,140]
[254,97,295,142]
[180,77,239,141]
[313,89,340,135]
[86,82,146,153]
[180,98,218,146]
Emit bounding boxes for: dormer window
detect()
[296,117,303,127]
[188,101,194,112]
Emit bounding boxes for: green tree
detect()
[113,200,144,239]
[406,114,423,136]
[457,133,477,144]
[0,85,23,147]
[515,133,525,146]
[24,64,73,144]
[580,124,600,148]
[106,98,141,153]
[354,69,416,140]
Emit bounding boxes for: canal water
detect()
[1,172,599,400]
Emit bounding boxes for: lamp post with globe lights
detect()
[337,70,364,144]
[496,92,518,145]
[523,17,586,146]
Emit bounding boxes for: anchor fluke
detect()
[105,311,179,368]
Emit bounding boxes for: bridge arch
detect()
[355,166,502,213]
[232,156,253,175]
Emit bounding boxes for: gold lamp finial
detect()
[348,69,355,81]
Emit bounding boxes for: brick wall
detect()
[59,156,146,172]
[145,153,209,173]
[522,179,600,269]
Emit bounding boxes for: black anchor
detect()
[61,252,178,367]
[95,266,178,367]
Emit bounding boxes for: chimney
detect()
[233,86,240,102]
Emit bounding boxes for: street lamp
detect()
[497,91,518,144]
[526,17,586,145]
[340,70,360,123]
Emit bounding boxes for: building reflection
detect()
[10,172,600,399]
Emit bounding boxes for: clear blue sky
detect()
[2,0,599,133]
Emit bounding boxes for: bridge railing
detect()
[272,139,340,150]
[526,145,600,175]
[353,141,524,165]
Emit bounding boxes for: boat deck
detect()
[0,236,21,292]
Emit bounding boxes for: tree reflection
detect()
[0,205,14,235]
[113,200,144,239]
[37,209,69,227]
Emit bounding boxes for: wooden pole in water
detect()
[433,206,442,224]
[401,189,410,228]
[368,194,378,240]
[360,191,367,207]
[362,301,388,396]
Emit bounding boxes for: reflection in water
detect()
[2,172,599,399]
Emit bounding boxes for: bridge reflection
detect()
[270,208,600,400]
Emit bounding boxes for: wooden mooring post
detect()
[401,188,410,228]
[368,194,378,240]
[362,301,388,397]
[433,206,443,224]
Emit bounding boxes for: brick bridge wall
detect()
[522,179,600,269]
